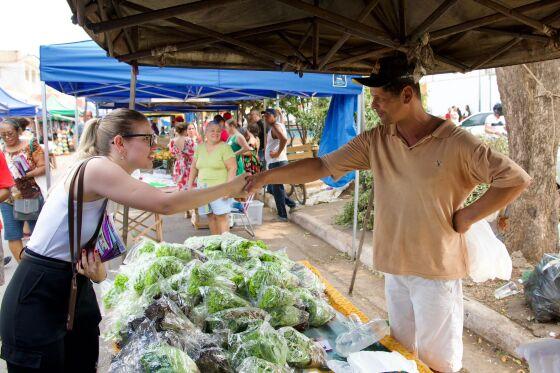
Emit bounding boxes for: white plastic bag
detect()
[347,351,419,373]
[465,219,512,283]
[516,339,560,373]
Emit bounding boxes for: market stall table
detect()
[114,172,176,243]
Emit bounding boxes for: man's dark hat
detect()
[353,54,415,87]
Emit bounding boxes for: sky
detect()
[0,1,91,56]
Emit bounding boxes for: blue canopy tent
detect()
[99,101,239,113]
[40,40,365,251]
[40,41,361,102]
[0,86,37,117]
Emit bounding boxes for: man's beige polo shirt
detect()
[321,121,530,280]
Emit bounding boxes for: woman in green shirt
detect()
[188,121,238,234]
[226,119,252,175]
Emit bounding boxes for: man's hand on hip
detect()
[452,209,473,234]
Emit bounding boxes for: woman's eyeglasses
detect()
[121,133,158,147]
[0,130,18,138]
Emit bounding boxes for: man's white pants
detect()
[385,274,463,372]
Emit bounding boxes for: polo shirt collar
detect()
[388,120,455,139]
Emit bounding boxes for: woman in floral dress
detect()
[168,122,197,190]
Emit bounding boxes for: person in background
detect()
[456,106,463,122]
[0,152,14,269]
[187,121,237,234]
[247,54,531,372]
[187,122,202,144]
[239,127,261,175]
[0,118,46,263]
[150,119,160,136]
[213,114,229,142]
[262,108,296,222]
[76,111,92,146]
[464,105,472,118]
[226,119,252,176]
[169,122,197,190]
[0,109,247,372]
[16,118,34,141]
[485,103,507,137]
[247,109,265,163]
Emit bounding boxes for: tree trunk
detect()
[496,60,560,261]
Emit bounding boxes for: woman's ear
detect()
[402,86,414,104]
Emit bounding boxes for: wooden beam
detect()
[433,52,470,72]
[87,0,246,33]
[277,32,311,64]
[97,0,114,57]
[117,18,291,65]
[369,5,395,37]
[275,0,397,48]
[315,17,400,50]
[472,0,557,37]
[431,0,559,40]
[312,18,319,67]
[408,0,460,42]
[476,27,550,43]
[325,47,393,70]
[298,23,314,51]
[470,38,522,70]
[434,31,468,53]
[111,0,135,55]
[318,0,381,70]
[216,43,280,69]
[541,7,560,25]
[398,0,406,40]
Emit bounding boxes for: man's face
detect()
[84,111,93,121]
[370,87,410,125]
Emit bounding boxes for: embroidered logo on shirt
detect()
[436,160,442,167]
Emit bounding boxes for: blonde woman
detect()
[0,109,247,372]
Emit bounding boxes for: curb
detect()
[288,208,537,359]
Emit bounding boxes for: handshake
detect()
[228,172,266,198]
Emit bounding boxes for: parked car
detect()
[460,112,507,137]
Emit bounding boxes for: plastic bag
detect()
[346,351,419,373]
[465,219,512,283]
[335,314,389,357]
[278,326,327,368]
[200,286,251,314]
[290,263,325,294]
[237,357,293,373]
[516,338,560,373]
[230,321,289,368]
[257,285,296,310]
[269,306,309,329]
[292,288,335,327]
[109,322,200,373]
[524,253,560,322]
[206,307,269,333]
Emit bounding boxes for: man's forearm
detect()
[461,183,530,223]
[262,158,330,185]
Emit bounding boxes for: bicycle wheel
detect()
[286,184,295,197]
[292,184,307,205]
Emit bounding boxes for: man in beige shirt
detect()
[247,54,530,372]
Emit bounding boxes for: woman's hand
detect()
[77,249,107,283]
[227,173,249,199]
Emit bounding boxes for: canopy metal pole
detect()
[122,65,138,246]
[34,108,40,142]
[351,90,364,259]
[74,94,80,147]
[41,82,51,190]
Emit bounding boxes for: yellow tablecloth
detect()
[300,260,433,373]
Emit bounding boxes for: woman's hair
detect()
[1,117,28,132]
[206,120,221,131]
[226,119,239,129]
[213,114,225,123]
[77,108,147,159]
[175,122,189,135]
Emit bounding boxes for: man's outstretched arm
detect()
[247,158,330,193]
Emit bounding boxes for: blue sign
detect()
[332,74,347,88]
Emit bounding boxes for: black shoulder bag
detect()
[66,158,107,331]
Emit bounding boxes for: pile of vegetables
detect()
[104,234,333,372]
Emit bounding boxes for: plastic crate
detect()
[233,200,264,226]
